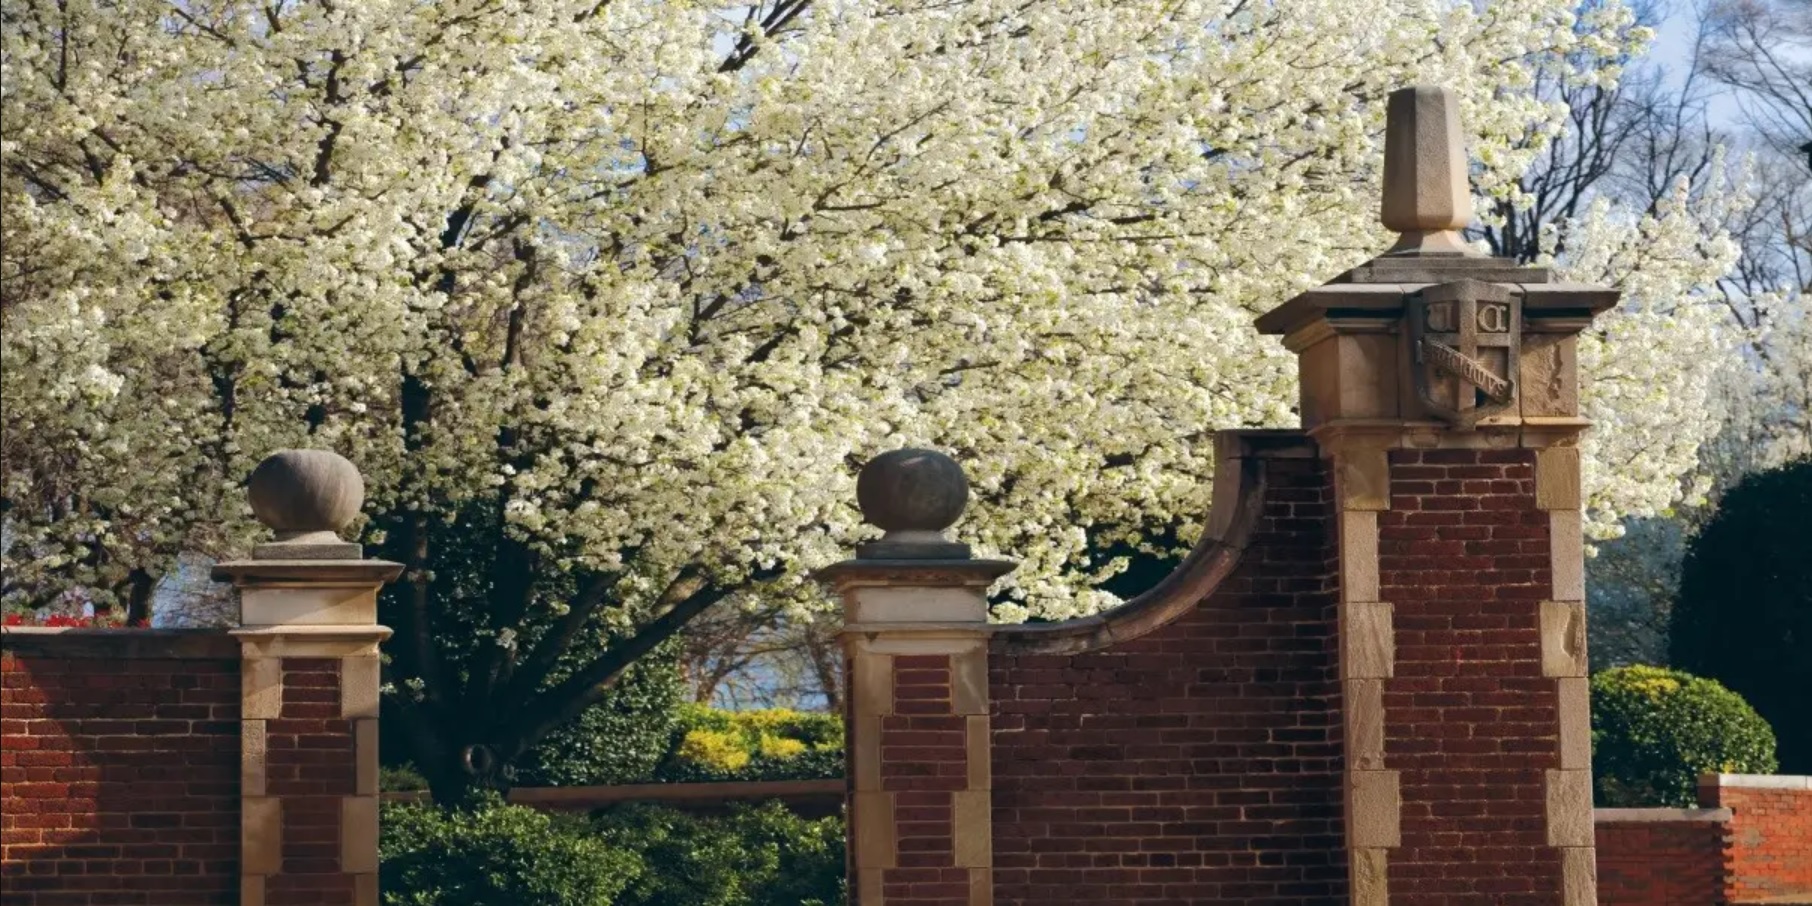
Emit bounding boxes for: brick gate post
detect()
[1256,87,1618,906]
[212,450,399,906]
[820,450,1015,906]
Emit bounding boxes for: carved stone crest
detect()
[1411,279,1519,427]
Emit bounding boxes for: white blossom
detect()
[0,0,1706,620]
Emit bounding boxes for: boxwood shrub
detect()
[1590,664,1777,806]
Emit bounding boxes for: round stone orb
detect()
[247,449,365,535]
[856,448,969,533]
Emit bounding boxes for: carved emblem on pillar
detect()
[1410,279,1520,427]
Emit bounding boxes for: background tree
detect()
[1698,0,1812,476]
[1670,457,1812,772]
[677,605,843,710]
[1472,0,1812,666]
[1,0,1731,800]
[1585,516,1686,668]
[1469,0,1748,541]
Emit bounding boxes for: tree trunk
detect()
[410,724,513,807]
[125,568,154,626]
[420,748,510,807]
[804,622,844,712]
[386,696,512,808]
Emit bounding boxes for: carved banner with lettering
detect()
[1410,279,1520,427]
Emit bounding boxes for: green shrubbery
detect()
[1590,665,1778,807]
[385,700,844,792]
[378,763,430,793]
[515,656,687,787]
[379,798,844,906]
[597,802,845,906]
[377,691,846,904]
[655,704,844,783]
[380,796,641,906]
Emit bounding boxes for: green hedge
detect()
[380,796,640,906]
[379,797,844,906]
[596,801,844,906]
[1590,665,1778,807]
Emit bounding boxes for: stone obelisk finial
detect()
[1381,86,1477,257]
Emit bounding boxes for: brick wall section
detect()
[879,654,970,905]
[1595,812,1730,906]
[263,657,358,906]
[1,634,241,906]
[987,452,1344,905]
[1377,448,1562,904]
[1704,777,1812,903]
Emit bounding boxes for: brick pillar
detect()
[821,449,1014,906]
[212,451,399,906]
[1255,86,1615,905]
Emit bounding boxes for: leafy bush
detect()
[380,796,844,906]
[379,796,640,906]
[514,654,686,787]
[596,802,845,906]
[1671,457,1812,772]
[379,763,429,793]
[1591,665,1778,807]
[656,705,844,782]
[373,503,690,797]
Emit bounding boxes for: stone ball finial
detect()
[247,449,365,555]
[855,449,972,559]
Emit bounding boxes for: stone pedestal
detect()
[212,450,398,906]
[1254,87,1616,906]
[824,560,1010,906]
[821,449,1014,906]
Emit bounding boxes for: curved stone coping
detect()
[1,626,240,660]
[990,429,1314,657]
[1593,807,1733,824]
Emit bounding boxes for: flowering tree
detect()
[2,0,1725,799]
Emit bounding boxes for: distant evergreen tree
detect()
[1670,458,1812,772]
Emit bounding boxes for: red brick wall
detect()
[987,447,1345,905]
[1595,812,1730,906]
[1378,448,1561,904]
[264,657,358,906]
[1704,777,1812,903]
[1,631,241,906]
[876,654,971,905]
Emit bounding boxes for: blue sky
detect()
[1646,1,1748,127]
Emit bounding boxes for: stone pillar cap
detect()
[245,448,366,560]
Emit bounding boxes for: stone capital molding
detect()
[212,559,404,587]
[816,558,1016,592]
[231,625,393,659]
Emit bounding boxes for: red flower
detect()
[1,613,141,628]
